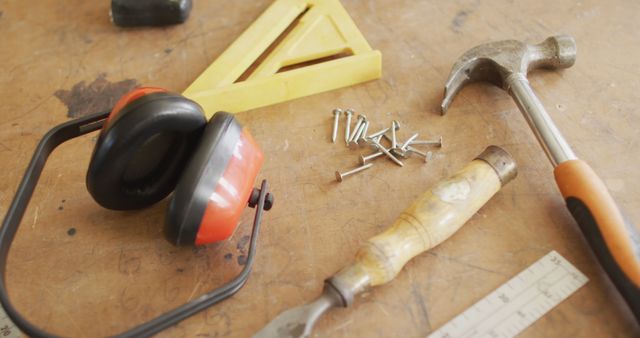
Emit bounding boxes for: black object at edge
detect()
[111,0,192,27]
[0,111,271,337]
[566,197,640,321]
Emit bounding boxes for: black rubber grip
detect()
[566,197,640,320]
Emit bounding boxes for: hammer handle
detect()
[555,160,640,319]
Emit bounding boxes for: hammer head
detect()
[441,35,576,114]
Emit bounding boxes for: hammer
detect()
[442,35,640,320]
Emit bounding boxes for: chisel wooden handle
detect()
[328,146,517,305]
[555,160,640,319]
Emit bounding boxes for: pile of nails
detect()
[331,108,443,182]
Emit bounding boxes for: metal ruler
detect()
[0,306,20,338]
[427,251,588,338]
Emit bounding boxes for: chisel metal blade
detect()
[252,286,343,338]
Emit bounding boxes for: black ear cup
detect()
[87,92,207,210]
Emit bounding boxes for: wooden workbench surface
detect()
[1,0,638,337]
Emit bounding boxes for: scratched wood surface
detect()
[0,0,639,337]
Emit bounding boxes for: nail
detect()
[336,163,374,182]
[360,150,384,164]
[372,139,404,167]
[407,146,428,162]
[391,120,398,149]
[367,122,400,140]
[400,133,419,151]
[391,148,409,159]
[352,121,367,145]
[410,136,443,147]
[359,121,370,142]
[349,114,366,143]
[365,134,384,148]
[344,109,353,145]
[331,108,342,143]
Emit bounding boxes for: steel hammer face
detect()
[441,35,577,114]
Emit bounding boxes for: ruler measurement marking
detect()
[492,287,556,335]
[478,269,564,336]
[0,302,21,338]
[427,251,588,338]
[455,264,563,338]
[484,267,580,330]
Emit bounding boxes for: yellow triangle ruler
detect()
[183,0,382,118]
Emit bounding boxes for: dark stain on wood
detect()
[54,73,139,118]
[224,253,232,260]
[237,255,247,266]
[236,235,250,253]
[450,10,469,32]
[67,228,76,236]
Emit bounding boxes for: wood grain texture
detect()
[332,159,504,295]
[0,0,638,337]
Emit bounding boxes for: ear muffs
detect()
[165,112,264,246]
[87,87,264,246]
[87,88,207,210]
[0,89,272,336]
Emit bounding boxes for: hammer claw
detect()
[441,58,500,114]
[441,63,469,114]
[440,35,577,115]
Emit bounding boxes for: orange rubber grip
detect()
[555,160,640,319]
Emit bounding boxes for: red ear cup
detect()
[196,129,263,245]
[87,88,207,210]
[165,112,264,246]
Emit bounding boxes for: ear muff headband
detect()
[87,92,206,210]
[0,112,272,337]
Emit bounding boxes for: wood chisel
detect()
[253,145,518,338]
